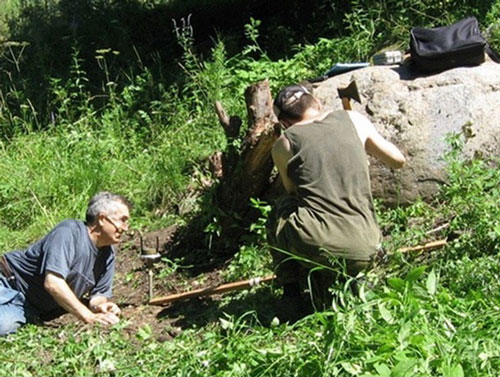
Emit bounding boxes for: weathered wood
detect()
[236,80,279,199]
[170,80,281,258]
[208,151,224,179]
[215,101,230,128]
[204,80,281,250]
[214,101,243,179]
[396,239,448,253]
[215,80,279,213]
[149,275,276,305]
[240,127,278,196]
[245,83,273,129]
[214,101,241,140]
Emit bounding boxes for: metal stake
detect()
[148,268,154,301]
[139,235,161,303]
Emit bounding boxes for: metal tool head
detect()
[337,80,361,104]
[140,236,161,267]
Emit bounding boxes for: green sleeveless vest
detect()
[273,110,381,261]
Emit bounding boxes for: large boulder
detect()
[311,61,500,205]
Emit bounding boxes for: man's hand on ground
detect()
[92,312,120,326]
[83,310,120,326]
[93,302,121,316]
[87,301,121,326]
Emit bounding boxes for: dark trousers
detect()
[267,196,373,309]
[270,247,370,310]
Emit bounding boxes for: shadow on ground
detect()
[156,286,285,329]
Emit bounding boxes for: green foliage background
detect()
[1,0,500,376]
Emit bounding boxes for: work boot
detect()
[274,283,313,324]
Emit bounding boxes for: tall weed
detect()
[1,1,500,376]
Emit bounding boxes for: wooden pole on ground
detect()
[149,275,276,306]
[148,239,448,306]
[396,238,448,253]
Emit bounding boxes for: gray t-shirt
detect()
[4,219,115,319]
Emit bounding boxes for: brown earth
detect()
[46,225,279,342]
[44,214,451,341]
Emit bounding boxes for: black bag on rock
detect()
[410,17,500,73]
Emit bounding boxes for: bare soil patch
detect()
[45,225,246,341]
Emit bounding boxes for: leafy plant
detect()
[2,1,500,376]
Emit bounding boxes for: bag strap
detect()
[486,42,500,63]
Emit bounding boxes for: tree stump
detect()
[170,80,280,261]
[212,79,280,247]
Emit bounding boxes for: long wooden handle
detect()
[396,239,448,253]
[149,275,276,306]
[341,97,352,110]
[149,239,448,306]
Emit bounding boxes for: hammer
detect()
[337,80,361,110]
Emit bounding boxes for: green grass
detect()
[1,149,500,375]
[0,0,19,37]
[1,0,500,376]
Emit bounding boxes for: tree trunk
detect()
[169,80,281,262]
[213,79,281,244]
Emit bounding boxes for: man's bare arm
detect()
[365,132,406,169]
[349,111,406,169]
[271,135,296,194]
[44,272,119,325]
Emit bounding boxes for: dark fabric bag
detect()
[410,17,500,73]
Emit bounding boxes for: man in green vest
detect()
[268,84,405,318]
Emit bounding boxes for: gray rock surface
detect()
[311,61,500,204]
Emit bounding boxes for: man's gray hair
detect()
[85,191,131,224]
